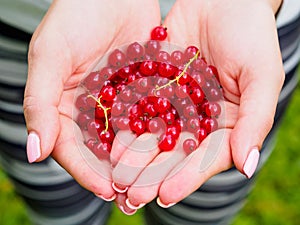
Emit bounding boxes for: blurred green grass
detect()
[1,67,300,225]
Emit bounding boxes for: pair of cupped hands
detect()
[24,0,284,215]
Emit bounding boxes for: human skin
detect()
[112,0,285,212]
[23,0,161,202]
[24,0,284,215]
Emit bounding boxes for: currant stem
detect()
[155,50,200,91]
[87,94,110,132]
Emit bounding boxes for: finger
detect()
[231,45,285,178]
[158,129,232,207]
[163,0,201,47]
[51,116,115,199]
[110,130,137,168]
[217,100,238,129]
[24,27,72,163]
[112,133,160,188]
[126,132,197,209]
[114,192,137,216]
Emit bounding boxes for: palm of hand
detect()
[25,0,161,199]
[117,0,284,208]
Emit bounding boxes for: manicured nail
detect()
[95,194,116,202]
[243,147,260,179]
[26,132,41,163]
[125,198,145,210]
[112,182,128,193]
[156,197,176,208]
[118,204,137,216]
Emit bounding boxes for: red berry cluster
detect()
[75,30,222,160]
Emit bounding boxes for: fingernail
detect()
[243,147,260,179]
[112,182,128,193]
[118,204,137,216]
[125,198,145,210]
[95,194,116,202]
[26,132,41,163]
[156,197,176,208]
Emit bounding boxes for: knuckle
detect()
[23,95,40,118]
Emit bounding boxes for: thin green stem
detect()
[87,94,110,132]
[155,50,200,91]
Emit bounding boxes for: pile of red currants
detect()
[74,26,223,160]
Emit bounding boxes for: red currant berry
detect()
[83,71,101,90]
[119,88,134,102]
[99,129,115,144]
[151,26,167,41]
[190,87,205,104]
[190,70,206,87]
[129,118,146,136]
[118,65,133,79]
[77,112,92,129]
[183,139,197,154]
[156,51,171,63]
[176,69,191,85]
[147,117,165,134]
[158,134,176,151]
[127,73,141,84]
[201,117,218,133]
[87,119,105,136]
[145,40,161,56]
[153,97,171,113]
[93,142,112,160]
[196,127,207,143]
[205,102,221,117]
[135,77,152,93]
[175,85,189,99]
[191,57,207,72]
[111,101,125,117]
[143,102,157,117]
[166,125,181,139]
[85,138,98,151]
[126,42,145,61]
[170,50,185,66]
[208,87,222,101]
[116,116,130,130]
[128,104,144,119]
[160,85,175,99]
[187,118,201,133]
[95,106,105,119]
[108,49,126,67]
[139,61,158,76]
[205,65,219,80]
[76,94,90,111]
[99,66,116,80]
[184,46,199,60]
[159,111,176,125]
[158,62,176,78]
[175,118,187,131]
[100,85,116,102]
[183,105,198,118]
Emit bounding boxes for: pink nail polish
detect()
[95,194,116,202]
[112,182,128,193]
[118,205,137,216]
[26,132,41,163]
[243,147,260,179]
[125,198,145,210]
[156,197,176,208]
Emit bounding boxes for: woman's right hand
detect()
[24,0,161,201]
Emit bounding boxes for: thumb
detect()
[230,63,284,179]
[24,33,71,163]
